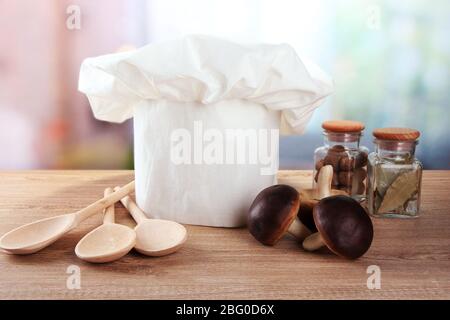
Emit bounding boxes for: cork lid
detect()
[322,120,365,133]
[373,127,420,141]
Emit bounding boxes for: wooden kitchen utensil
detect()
[75,188,136,263]
[114,187,187,257]
[0,181,135,255]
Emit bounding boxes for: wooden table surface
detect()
[0,170,449,300]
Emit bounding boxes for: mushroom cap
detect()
[313,195,373,259]
[247,184,300,246]
[297,200,317,232]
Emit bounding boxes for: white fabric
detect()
[78,35,333,227]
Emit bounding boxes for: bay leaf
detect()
[378,170,419,213]
[376,165,409,197]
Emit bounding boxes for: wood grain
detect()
[322,120,365,132]
[373,127,420,140]
[0,170,449,300]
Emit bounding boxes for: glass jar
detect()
[367,128,422,218]
[313,120,369,200]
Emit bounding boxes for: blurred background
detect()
[0,0,449,170]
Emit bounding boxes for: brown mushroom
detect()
[302,195,373,259]
[338,155,354,171]
[297,203,317,233]
[322,145,347,172]
[339,152,368,171]
[297,165,338,233]
[301,165,346,201]
[338,168,367,186]
[315,159,324,171]
[323,154,340,171]
[247,184,312,245]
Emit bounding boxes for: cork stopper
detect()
[322,120,365,133]
[373,128,420,141]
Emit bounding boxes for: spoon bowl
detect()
[114,187,187,257]
[75,223,136,263]
[0,181,135,255]
[0,214,76,255]
[75,187,136,263]
[134,219,187,256]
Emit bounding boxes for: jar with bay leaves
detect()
[313,120,369,200]
[367,128,422,218]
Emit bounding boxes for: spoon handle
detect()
[74,181,135,226]
[103,188,115,224]
[113,187,147,224]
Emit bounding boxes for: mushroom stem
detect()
[287,218,312,241]
[302,232,325,251]
[317,165,333,199]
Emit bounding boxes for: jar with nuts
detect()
[313,120,369,200]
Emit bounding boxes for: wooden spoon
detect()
[114,187,187,257]
[0,181,135,255]
[75,188,136,263]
